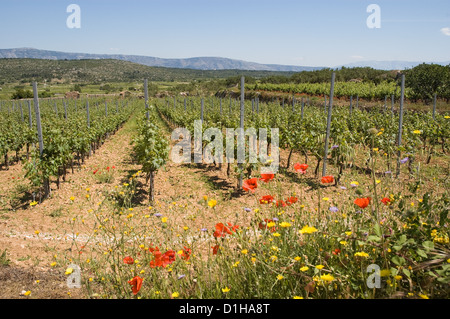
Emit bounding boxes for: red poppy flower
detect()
[150,249,176,268]
[276,200,287,207]
[260,173,274,183]
[149,250,163,268]
[128,276,143,295]
[243,178,258,193]
[227,222,239,232]
[213,223,233,238]
[180,246,192,261]
[212,244,220,255]
[161,250,176,267]
[213,222,238,237]
[381,197,391,205]
[286,196,298,205]
[294,163,308,174]
[259,195,274,204]
[148,246,159,253]
[123,256,134,265]
[321,175,334,184]
[332,248,341,255]
[354,197,371,209]
[93,169,99,175]
[106,166,110,171]
[258,219,277,233]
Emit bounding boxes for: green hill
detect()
[0,58,295,84]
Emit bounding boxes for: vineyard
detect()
[247,81,403,100]
[0,77,449,301]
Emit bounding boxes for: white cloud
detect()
[350,55,364,59]
[109,48,120,51]
[441,27,450,36]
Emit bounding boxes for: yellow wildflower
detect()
[65,268,73,275]
[380,269,390,277]
[299,225,318,234]
[207,199,217,208]
[315,265,325,270]
[320,274,335,282]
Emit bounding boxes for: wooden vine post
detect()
[395,74,406,178]
[322,72,335,178]
[32,82,50,198]
[144,79,149,120]
[238,76,245,189]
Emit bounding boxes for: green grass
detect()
[0,249,10,266]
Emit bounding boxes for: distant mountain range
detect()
[0,48,322,72]
[0,48,448,71]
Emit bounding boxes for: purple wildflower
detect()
[329,206,339,213]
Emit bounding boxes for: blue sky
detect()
[0,0,449,67]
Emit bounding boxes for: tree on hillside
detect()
[11,88,33,99]
[72,84,82,93]
[405,63,450,103]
